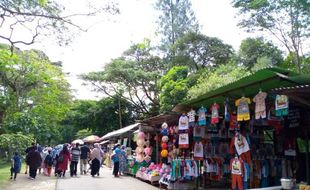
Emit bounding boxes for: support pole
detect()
[306,128,309,185]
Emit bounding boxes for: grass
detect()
[0,159,11,189]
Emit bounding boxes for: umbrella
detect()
[72,139,84,145]
[83,135,100,143]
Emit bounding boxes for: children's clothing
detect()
[253,92,267,119]
[210,103,220,124]
[198,107,207,126]
[275,95,289,116]
[178,115,189,130]
[235,97,251,121]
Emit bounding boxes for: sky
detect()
[27,0,251,100]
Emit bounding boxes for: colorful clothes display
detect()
[230,157,244,190]
[193,142,204,160]
[224,99,230,122]
[193,127,205,140]
[229,113,239,130]
[253,92,267,119]
[231,133,250,156]
[187,109,196,127]
[178,115,189,130]
[235,97,251,121]
[178,133,189,148]
[198,106,207,126]
[210,103,220,124]
[275,95,289,116]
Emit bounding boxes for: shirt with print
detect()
[178,115,189,130]
[253,92,267,113]
[194,142,204,160]
[198,107,207,122]
[187,109,196,123]
[235,97,251,121]
[275,95,288,110]
[230,158,243,175]
[210,103,220,124]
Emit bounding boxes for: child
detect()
[44,150,53,176]
[10,152,22,181]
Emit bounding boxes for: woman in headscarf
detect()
[90,143,102,177]
[118,145,127,175]
[56,144,71,177]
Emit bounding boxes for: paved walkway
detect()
[56,166,159,190]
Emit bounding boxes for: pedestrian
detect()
[40,146,49,175]
[90,143,102,177]
[24,142,36,174]
[26,145,42,180]
[70,143,81,177]
[80,143,90,175]
[10,152,22,181]
[119,145,127,175]
[56,144,71,178]
[44,149,53,177]
[111,143,121,177]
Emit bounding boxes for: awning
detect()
[100,123,141,140]
[99,140,109,145]
[173,68,310,113]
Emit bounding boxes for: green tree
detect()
[0,0,119,49]
[188,62,250,99]
[155,0,200,51]
[81,40,164,117]
[232,0,310,73]
[172,32,234,71]
[159,66,196,112]
[238,37,284,69]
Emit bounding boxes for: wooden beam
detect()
[288,95,310,107]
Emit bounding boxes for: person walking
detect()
[56,144,71,178]
[70,143,81,177]
[24,142,36,174]
[111,143,121,177]
[44,149,53,177]
[10,152,22,181]
[119,145,127,175]
[90,143,102,177]
[26,145,42,180]
[80,144,90,175]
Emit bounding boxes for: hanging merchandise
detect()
[193,126,205,141]
[179,133,189,148]
[224,99,230,122]
[198,106,207,126]
[193,141,204,160]
[253,91,268,119]
[187,109,196,127]
[178,113,189,130]
[229,113,239,130]
[210,103,220,124]
[230,132,250,156]
[275,95,289,116]
[235,96,251,121]
[161,122,170,163]
[230,156,244,190]
[136,132,146,163]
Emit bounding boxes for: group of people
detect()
[10,141,108,181]
[110,143,127,177]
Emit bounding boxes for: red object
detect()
[229,113,239,130]
[210,104,220,124]
[57,151,71,172]
[161,143,168,149]
[232,174,243,190]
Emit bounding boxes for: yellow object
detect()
[235,97,251,121]
[161,149,168,157]
[300,184,310,190]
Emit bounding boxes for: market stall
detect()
[171,68,310,189]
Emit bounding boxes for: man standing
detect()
[70,143,81,177]
[80,144,90,175]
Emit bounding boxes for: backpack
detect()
[58,153,64,163]
[45,155,53,167]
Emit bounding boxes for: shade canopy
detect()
[83,135,100,143]
[100,123,141,140]
[173,68,310,113]
[72,139,84,145]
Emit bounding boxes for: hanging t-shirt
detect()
[275,95,289,116]
[193,127,205,140]
[234,133,250,156]
[230,158,243,175]
[210,103,220,124]
[253,92,267,119]
[194,142,204,160]
[179,133,189,148]
[229,113,239,130]
[224,99,230,122]
[187,109,196,124]
[198,107,207,126]
[235,97,251,121]
[178,115,189,130]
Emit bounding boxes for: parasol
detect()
[83,135,100,143]
[72,139,84,145]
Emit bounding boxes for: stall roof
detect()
[141,112,179,127]
[100,123,140,140]
[173,68,310,112]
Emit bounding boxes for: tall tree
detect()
[0,0,119,49]
[172,32,234,71]
[80,40,164,118]
[155,0,200,51]
[238,37,283,69]
[232,0,310,73]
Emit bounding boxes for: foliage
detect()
[232,0,310,73]
[155,0,200,52]
[0,133,34,161]
[80,39,164,117]
[238,37,283,69]
[159,66,196,112]
[188,62,250,99]
[75,128,93,140]
[0,159,11,188]
[0,0,119,48]
[172,32,235,71]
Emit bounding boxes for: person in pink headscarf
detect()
[90,143,102,177]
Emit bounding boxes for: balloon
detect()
[161,128,168,136]
[161,122,168,129]
[137,132,145,139]
[161,143,168,149]
[161,149,168,157]
[162,136,169,143]
[136,139,145,147]
[144,155,151,163]
[144,147,151,155]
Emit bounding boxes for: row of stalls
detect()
[100,68,310,190]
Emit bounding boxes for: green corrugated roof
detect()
[173,68,310,112]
